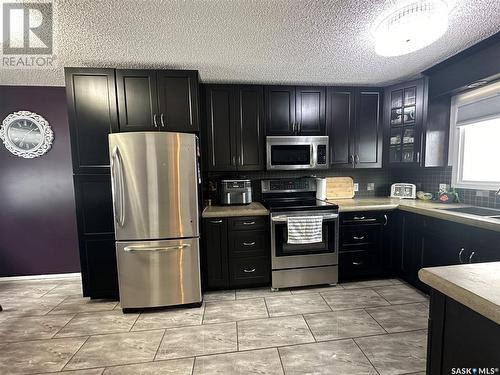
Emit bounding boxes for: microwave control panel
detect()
[317,145,327,165]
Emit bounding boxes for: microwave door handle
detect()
[311,144,316,167]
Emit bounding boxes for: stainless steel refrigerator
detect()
[109,132,202,310]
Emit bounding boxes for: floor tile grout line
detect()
[152,328,168,362]
[235,321,239,352]
[300,314,317,343]
[190,356,196,375]
[49,312,80,339]
[37,283,61,299]
[60,335,91,372]
[352,337,381,375]
[128,311,142,332]
[363,307,390,334]
[276,347,287,375]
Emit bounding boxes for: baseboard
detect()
[0,272,81,282]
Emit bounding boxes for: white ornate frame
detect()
[0,110,54,159]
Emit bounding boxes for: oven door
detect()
[271,210,339,270]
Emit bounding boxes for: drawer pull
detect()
[209,220,223,224]
[353,236,365,240]
[243,241,256,246]
[352,261,363,266]
[243,268,256,273]
[353,216,365,220]
[243,221,256,225]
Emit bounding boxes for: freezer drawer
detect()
[116,238,202,309]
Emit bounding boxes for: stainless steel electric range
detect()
[261,178,339,290]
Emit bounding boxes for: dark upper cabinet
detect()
[204,84,264,172]
[326,87,382,169]
[205,85,237,171]
[265,85,326,136]
[326,88,354,168]
[116,70,158,132]
[265,86,296,135]
[116,69,200,133]
[355,89,383,168]
[295,86,326,135]
[385,79,425,166]
[157,70,200,133]
[65,68,119,174]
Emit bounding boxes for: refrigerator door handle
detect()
[111,146,126,227]
[124,244,191,252]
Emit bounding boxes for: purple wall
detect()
[0,86,80,277]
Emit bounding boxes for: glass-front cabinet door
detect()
[386,79,426,166]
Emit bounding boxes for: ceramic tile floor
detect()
[0,276,429,375]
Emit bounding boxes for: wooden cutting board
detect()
[326,177,355,199]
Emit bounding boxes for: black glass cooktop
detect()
[262,197,338,212]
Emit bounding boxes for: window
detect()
[450,81,500,190]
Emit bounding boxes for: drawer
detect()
[341,227,380,248]
[229,256,270,288]
[341,212,384,225]
[229,230,270,258]
[228,216,268,231]
[339,250,381,280]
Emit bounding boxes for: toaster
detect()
[220,179,252,205]
[390,183,416,199]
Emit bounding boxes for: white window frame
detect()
[449,81,500,191]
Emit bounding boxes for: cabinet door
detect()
[80,235,118,299]
[235,85,265,171]
[116,69,159,132]
[65,68,118,174]
[354,90,382,168]
[295,86,326,135]
[157,70,199,133]
[265,86,296,135]
[73,175,114,235]
[326,88,354,168]
[205,85,237,171]
[203,218,229,289]
[464,226,500,263]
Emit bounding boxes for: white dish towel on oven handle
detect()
[287,216,323,244]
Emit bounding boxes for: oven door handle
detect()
[271,214,339,222]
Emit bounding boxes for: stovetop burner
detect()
[261,178,338,212]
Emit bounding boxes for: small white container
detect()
[316,178,327,201]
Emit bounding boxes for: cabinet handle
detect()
[353,236,365,240]
[350,154,355,168]
[416,151,420,163]
[160,113,165,127]
[243,268,256,273]
[353,216,365,220]
[354,154,360,164]
[458,248,465,263]
[232,156,236,166]
[243,221,255,225]
[352,261,363,266]
[383,214,388,226]
[209,220,223,224]
[243,241,256,246]
[153,114,158,128]
[237,155,241,166]
[468,251,475,264]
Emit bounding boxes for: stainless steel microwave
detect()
[266,136,329,170]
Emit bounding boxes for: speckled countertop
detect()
[202,202,269,218]
[202,198,500,232]
[419,262,500,324]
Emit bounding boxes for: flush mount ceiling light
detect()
[372,0,452,57]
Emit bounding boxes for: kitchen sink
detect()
[441,206,500,216]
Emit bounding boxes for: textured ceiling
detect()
[1,0,500,86]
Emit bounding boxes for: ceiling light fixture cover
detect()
[372,0,451,57]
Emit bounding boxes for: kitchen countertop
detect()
[418,262,500,325]
[202,198,500,232]
[202,202,269,218]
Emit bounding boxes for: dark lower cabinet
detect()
[203,216,270,290]
[73,175,118,298]
[203,218,229,289]
[427,290,500,374]
[396,212,500,291]
[80,235,118,299]
[339,211,392,281]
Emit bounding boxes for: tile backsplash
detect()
[205,166,500,209]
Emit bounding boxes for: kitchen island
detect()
[419,262,500,375]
